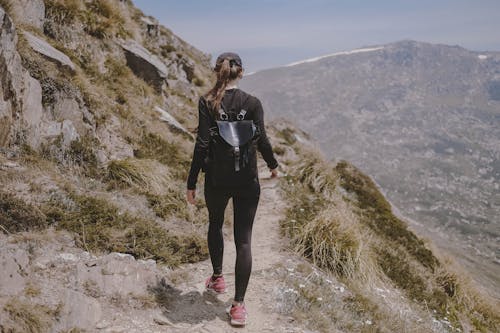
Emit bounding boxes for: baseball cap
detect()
[216,52,242,67]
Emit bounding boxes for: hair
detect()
[205,58,243,117]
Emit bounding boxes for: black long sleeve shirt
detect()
[187,88,278,190]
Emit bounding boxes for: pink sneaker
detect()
[205,275,226,293]
[228,302,248,326]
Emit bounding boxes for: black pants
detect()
[204,177,260,302]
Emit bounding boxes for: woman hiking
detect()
[186,52,279,327]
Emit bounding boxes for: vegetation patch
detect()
[106,158,171,193]
[3,298,55,333]
[0,192,47,233]
[294,207,362,277]
[43,194,208,266]
[44,0,131,40]
[134,132,190,178]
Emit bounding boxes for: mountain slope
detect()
[240,40,500,294]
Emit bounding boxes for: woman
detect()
[186,52,278,326]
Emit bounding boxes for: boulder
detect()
[118,39,168,92]
[23,31,76,72]
[10,0,45,30]
[155,106,189,134]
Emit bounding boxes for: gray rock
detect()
[0,248,29,296]
[155,106,189,134]
[23,31,76,72]
[57,290,102,331]
[21,73,43,127]
[10,0,45,30]
[61,120,80,147]
[118,39,168,92]
[0,7,24,147]
[96,115,134,163]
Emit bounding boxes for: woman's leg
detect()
[205,185,231,276]
[232,180,260,302]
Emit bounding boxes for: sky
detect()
[132,0,500,72]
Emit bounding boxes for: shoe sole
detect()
[230,318,247,326]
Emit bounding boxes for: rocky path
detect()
[156,176,306,332]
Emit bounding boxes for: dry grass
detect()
[42,193,208,266]
[0,191,47,233]
[3,298,54,333]
[279,140,500,332]
[107,158,172,194]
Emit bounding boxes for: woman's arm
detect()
[253,98,279,170]
[187,98,211,190]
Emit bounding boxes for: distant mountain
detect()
[241,40,500,291]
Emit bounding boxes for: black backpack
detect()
[205,92,260,187]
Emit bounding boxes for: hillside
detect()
[0,1,499,332]
[240,40,500,293]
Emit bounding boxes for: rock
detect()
[61,119,80,146]
[96,115,134,163]
[0,7,25,147]
[56,290,102,331]
[118,39,168,92]
[10,0,45,30]
[73,251,158,297]
[21,73,43,127]
[155,106,189,134]
[22,31,76,72]
[0,248,29,296]
[153,313,175,326]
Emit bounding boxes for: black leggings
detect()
[204,178,260,302]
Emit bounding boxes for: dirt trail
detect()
[156,177,307,332]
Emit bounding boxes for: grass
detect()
[106,158,171,194]
[134,132,191,179]
[0,191,47,233]
[3,299,54,333]
[279,140,500,332]
[293,206,362,278]
[145,189,207,224]
[335,160,439,271]
[42,193,208,267]
[44,0,131,40]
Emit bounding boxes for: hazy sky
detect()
[132,0,500,72]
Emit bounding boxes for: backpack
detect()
[205,92,260,187]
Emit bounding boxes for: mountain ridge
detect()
[240,39,500,297]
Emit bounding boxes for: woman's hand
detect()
[270,167,278,178]
[186,189,196,205]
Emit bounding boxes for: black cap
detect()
[216,52,242,67]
